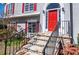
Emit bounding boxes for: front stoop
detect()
[16,32,59,55]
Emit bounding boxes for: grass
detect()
[6,37,23,46]
[0,29,7,34]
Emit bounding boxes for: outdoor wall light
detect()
[62,7,65,13]
[43,10,45,14]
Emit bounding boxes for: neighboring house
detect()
[3,3,79,44]
[0,3,5,18]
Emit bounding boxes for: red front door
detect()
[48,10,58,31]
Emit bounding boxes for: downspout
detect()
[70,3,73,44]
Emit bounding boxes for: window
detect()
[8,4,12,15]
[24,3,35,12]
[46,3,60,9]
[28,22,36,33]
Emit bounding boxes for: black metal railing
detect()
[43,20,73,55]
[42,22,59,55]
[0,30,27,55]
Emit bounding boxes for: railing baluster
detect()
[12,36,14,55]
[14,35,16,54]
[9,38,11,55]
[15,34,18,52]
[4,39,7,55]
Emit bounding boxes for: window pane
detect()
[8,4,12,10]
[30,3,34,11]
[29,29,31,32]
[25,3,29,11]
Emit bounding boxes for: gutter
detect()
[3,12,40,19]
[70,3,73,44]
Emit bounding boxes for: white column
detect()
[42,12,46,32]
[40,4,48,32]
[59,3,65,35]
[42,4,49,32]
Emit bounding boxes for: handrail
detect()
[42,22,59,55]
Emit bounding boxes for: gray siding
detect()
[37,3,45,12]
[14,3,22,15]
[73,3,79,44]
[64,3,70,21]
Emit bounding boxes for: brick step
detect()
[24,51,42,55]
[26,45,44,53]
[33,36,57,42]
[28,42,57,48]
[24,47,43,54]
[28,40,47,47]
[37,32,52,37]
[33,36,49,40]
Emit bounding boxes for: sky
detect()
[0,3,5,18]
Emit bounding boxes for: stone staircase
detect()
[16,32,60,55]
